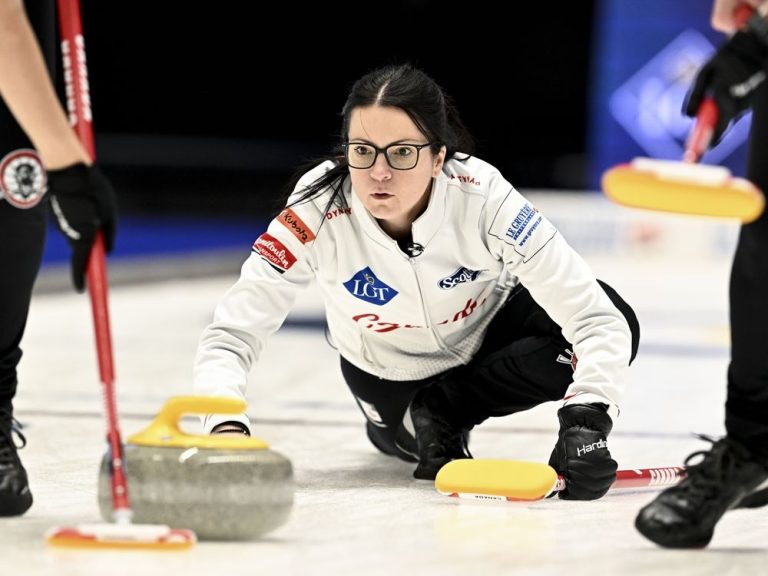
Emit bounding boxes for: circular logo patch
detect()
[0,149,47,209]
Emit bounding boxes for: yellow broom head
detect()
[602,159,765,223]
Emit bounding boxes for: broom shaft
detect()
[683,3,756,163]
[56,0,131,517]
[554,466,686,493]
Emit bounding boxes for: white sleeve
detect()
[485,179,633,414]
[193,205,318,432]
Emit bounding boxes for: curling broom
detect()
[435,459,685,502]
[46,0,195,549]
[601,4,765,223]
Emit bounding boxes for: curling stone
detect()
[97,396,293,541]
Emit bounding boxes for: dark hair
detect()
[280,63,475,218]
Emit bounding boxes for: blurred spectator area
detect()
[78,0,596,217]
[44,1,600,280]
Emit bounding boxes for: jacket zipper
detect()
[408,255,467,364]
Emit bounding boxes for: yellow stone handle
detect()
[127,395,269,450]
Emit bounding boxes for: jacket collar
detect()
[349,170,448,252]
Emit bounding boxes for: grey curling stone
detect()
[97,396,294,541]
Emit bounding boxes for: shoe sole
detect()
[634,513,712,549]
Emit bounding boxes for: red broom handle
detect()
[683,98,718,164]
[56,0,95,159]
[554,466,686,493]
[683,3,756,163]
[56,0,130,517]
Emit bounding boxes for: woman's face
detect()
[347,105,445,238]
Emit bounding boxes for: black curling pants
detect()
[341,280,639,461]
[0,0,54,413]
[0,200,48,413]
[726,82,768,458]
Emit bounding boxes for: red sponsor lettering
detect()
[253,233,297,272]
[278,208,316,244]
[352,313,420,333]
[448,174,481,186]
[325,207,352,220]
[452,298,478,322]
[350,297,487,333]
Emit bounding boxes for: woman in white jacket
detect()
[194,64,639,499]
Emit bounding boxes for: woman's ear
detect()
[432,146,447,177]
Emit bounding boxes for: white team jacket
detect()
[194,156,632,432]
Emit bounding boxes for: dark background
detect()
[77,1,596,218]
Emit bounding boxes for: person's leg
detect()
[0,178,48,517]
[339,356,425,463]
[402,282,639,480]
[0,0,56,517]
[726,86,768,458]
[636,84,768,548]
[435,281,639,431]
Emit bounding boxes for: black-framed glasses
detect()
[343,142,434,170]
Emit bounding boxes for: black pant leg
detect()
[726,81,768,456]
[0,189,48,411]
[340,281,639,453]
[339,356,428,461]
[436,287,575,429]
[0,0,55,413]
[438,281,639,429]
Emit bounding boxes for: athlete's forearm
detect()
[0,0,90,168]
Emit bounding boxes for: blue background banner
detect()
[588,0,752,189]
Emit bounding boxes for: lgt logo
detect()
[343,267,398,306]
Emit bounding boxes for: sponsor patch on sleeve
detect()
[488,192,557,261]
[277,208,316,244]
[252,233,297,273]
[505,203,541,245]
[0,150,47,209]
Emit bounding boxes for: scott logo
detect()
[343,267,398,306]
[438,267,482,289]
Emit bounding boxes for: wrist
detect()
[39,132,92,170]
[211,421,251,436]
[558,403,613,435]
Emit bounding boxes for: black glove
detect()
[548,403,618,500]
[47,163,117,292]
[684,29,768,146]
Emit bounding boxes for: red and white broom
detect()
[435,459,686,502]
[602,3,765,223]
[46,0,195,549]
